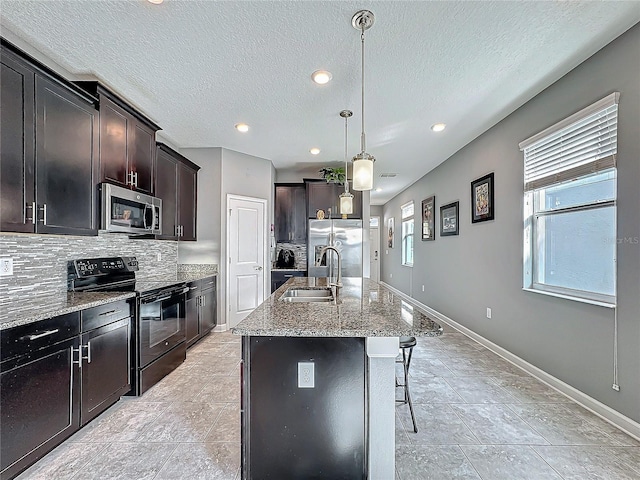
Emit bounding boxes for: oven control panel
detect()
[72,257,139,277]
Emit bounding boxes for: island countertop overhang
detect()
[232,277,443,337]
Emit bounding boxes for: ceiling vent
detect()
[379,173,398,178]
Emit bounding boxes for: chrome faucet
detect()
[317,245,342,287]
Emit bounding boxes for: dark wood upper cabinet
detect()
[155,143,199,241]
[0,47,35,233]
[274,183,307,244]
[35,76,99,235]
[1,40,99,236]
[305,179,362,219]
[75,82,160,195]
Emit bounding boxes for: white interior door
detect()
[369,223,380,283]
[227,195,267,328]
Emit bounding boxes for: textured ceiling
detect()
[2,1,639,204]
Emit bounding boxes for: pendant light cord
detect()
[360,29,366,153]
[344,114,350,194]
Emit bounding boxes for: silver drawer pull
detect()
[98,309,117,316]
[82,342,92,363]
[284,275,293,278]
[190,286,199,291]
[25,329,59,341]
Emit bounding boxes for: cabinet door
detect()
[80,318,130,425]
[199,288,216,334]
[291,185,308,242]
[1,337,80,479]
[155,147,178,240]
[99,96,129,187]
[307,181,338,218]
[129,123,155,194]
[35,76,99,235]
[185,295,200,346]
[177,162,197,241]
[0,51,35,233]
[274,186,293,242]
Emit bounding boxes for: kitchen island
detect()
[232,277,442,479]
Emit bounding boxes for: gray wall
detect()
[179,148,275,328]
[381,24,640,423]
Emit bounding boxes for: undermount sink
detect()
[280,287,334,303]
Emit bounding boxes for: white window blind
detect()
[519,92,619,191]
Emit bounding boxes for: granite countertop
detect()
[232,277,443,338]
[134,271,217,293]
[0,291,136,330]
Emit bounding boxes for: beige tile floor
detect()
[17,327,640,480]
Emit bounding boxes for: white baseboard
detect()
[380,281,640,441]
[213,323,229,332]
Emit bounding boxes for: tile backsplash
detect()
[0,232,178,305]
[274,243,307,270]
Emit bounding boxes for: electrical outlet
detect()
[156,252,162,261]
[385,249,388,255]
[0,258,13,276]
[390,273,393,279]
[298,362,314,388]
[486,307,492,319]
[422,285,425,292]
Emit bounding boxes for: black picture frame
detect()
[421,196,435,241]
[440,201,459,236]
[471,172,495,223]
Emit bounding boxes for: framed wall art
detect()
[440,201,459,236]
[421,196,435,241]
[471,172,495,223]
[387,217,395,248]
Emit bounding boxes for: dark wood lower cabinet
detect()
[80,318,131,425]
[271,270,306,293]
[0,335,80,480]
[0,303,132,480]
[186,276,217,348]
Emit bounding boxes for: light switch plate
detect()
[0,258,13,276]
[298,362,314,388]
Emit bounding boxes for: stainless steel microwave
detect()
[100,183,162,235]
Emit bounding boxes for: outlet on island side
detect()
[157,252,162,261]
[422,285,425,292]
[486,307,492,319]
[298,362,315,388]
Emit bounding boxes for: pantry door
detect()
[227,195,267,327]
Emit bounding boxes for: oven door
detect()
[138,287,187,367]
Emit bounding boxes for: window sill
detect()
[401,264,413,268]
[522,287,616,309]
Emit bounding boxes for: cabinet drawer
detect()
[82,300,131,332]
[1,312,80,362]
[200,276,216,291]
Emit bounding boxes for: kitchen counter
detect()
[235,277,442,479]
[233,276,442,338]
[1,270,217,331]
[0,291,136,330]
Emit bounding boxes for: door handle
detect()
[39,204,47,225]
[25,202,36,224]
[254,266,263,271]
[82,342,92,363]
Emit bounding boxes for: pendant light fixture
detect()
[339,110,354,217]
[351,10,376,191]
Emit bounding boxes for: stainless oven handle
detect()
[23,329,59,341]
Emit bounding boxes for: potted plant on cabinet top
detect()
[319,167,346,184]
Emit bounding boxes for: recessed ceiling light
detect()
[235,123,249,133]
[375,187,383,192]
[147,0,164,4]
[311,70,332,85]
[431,123,446,132]
[309,148,321,155]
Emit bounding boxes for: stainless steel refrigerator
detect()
[307,219,363,278]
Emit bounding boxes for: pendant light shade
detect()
[351,10,376,191]
[339,110,354,216]
[352,153,375,191]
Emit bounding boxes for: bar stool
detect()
[396,336,418,433]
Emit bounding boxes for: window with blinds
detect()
[521,93,618,306]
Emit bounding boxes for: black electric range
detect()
[68,256,188,395]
